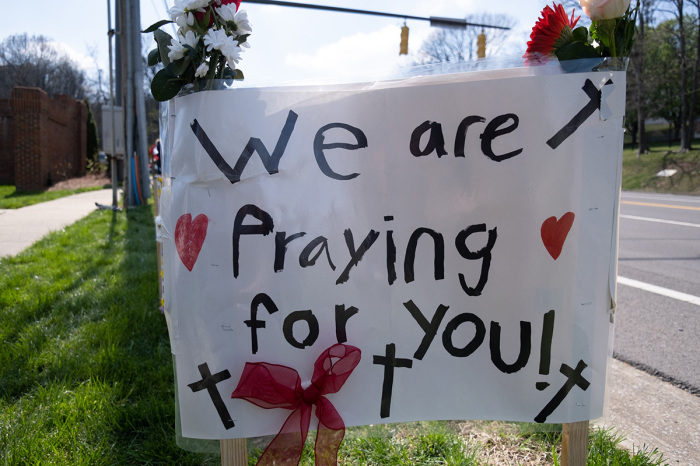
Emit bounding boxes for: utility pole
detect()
[116,0,150,207]
[107,0,119,207]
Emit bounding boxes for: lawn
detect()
[0,185,105,209]
[622,142,700,194]
[0,203,669,464]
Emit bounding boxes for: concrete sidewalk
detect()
[0,189,114,258]
[0,189,698,463]
[596,359,700,465]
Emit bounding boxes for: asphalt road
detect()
[614,191,700,394]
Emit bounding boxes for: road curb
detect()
[596,359,700,465]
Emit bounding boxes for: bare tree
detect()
[414,14,516,65]
[0,34,87,100]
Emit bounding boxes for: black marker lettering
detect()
[274,231,306,272]
[385,216,397,285]
[232,205,274,278]
[442,313,486,358]
[455,224,497,296]
[313,122,368,180]
[336,229,380,284]
[410,121,448,157]
[191,110,297,184]
[403,300,449,360]
[454,115,486,158]
[335,304,359,343]
[404,228,444,283]
[244,293,279,354]
[283,310,319,349]
[480,113,523,162]
[489,321,532,374]
[299,236,336,271]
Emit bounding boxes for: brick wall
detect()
[0,100,12,185]
[1,87,87,191]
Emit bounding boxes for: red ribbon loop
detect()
[231,344,361,466]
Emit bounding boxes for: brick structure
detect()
[0,87,87,191]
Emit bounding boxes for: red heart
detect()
[541,212,575,260]
[175,214,209,271]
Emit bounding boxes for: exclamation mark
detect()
[536,310,555,391]
[385,216,397,285]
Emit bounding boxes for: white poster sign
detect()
[159,66,625,440]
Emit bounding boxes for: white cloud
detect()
[284,24,438,81]
[49,41,100,74]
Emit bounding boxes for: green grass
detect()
[0,203,671,465]
[0,185,106,209]
[0,204,214,465]
[622,141,700,194]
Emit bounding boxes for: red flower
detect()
[524,3,580,62]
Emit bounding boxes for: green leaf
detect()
[233,69,244,80]
[555,41,600,61]
[166,57,192,77]
[151,68,184,102]
[142,19,173,33]
[153,29,174,67]
[572,27,588,43]
[147,48,161,67]
[182,44,200,61]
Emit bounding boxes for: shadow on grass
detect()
[0,204,216,465]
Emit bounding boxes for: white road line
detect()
[618,276,700,306]
[620,215,700,228]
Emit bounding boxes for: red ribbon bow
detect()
[231,344,361,466]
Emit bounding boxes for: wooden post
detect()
[561,421,589,466]
[220,438,247,466]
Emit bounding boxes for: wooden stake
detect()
[561,421,588,466]
[220,438,247,466]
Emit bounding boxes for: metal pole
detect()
[242,0,510,30]
[123,0,135,206]
[133,0,151,200]
[107,0,119,207]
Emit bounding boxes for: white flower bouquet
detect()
[144,0,252,101]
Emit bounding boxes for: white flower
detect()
[203,28,242,67]
[203,28,233,52]
[187,0,210,10]
[168,39,185,61]
[215,3,237,22]
[222,41,242,68]
[171,0,209,27]
[180,29,199,49]
[169,0,188,21]
[167,30,199,61]
[195,61,209,78]
[233,10,252,36]
[579,0,631,21]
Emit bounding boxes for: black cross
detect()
[373,343,413,418]
[188,362,235,429]
[546,79,613,150]
[534,359,590,423]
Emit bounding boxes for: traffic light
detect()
[477,31,486,58]
[400,25,409,55]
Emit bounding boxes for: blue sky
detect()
[1,0,554,85]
